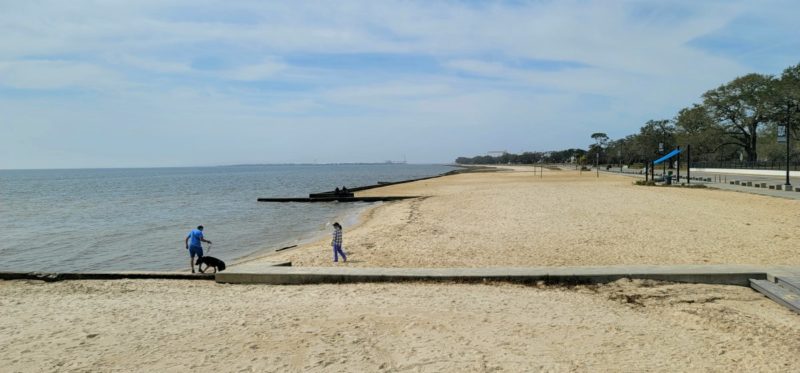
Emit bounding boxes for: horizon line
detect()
[0,162,455,172]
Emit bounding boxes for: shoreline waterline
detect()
[0,164,457,272]
[226,165,485,268]
[225,200,379,268]
[203,166,482,270]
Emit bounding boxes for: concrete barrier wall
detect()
[215,266,771,287]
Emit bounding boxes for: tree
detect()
[673,104,727,161]
[758,63,800,164]
[774,63,800,135]
[702,73,776,162]
[590,132,609,147]
[605,138,637,166]
[588,132,610,163]
[633,119,675,159]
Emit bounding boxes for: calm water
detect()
[0,164,454,272]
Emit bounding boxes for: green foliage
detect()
[590,132,609,146]
[455,62,800,166]
[455,149,586,165]
[702,73,776,162]
[674,105,726,161]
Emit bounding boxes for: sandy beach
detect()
[2,279,799,372]
[3,166,800,372]
[256,167,800,267]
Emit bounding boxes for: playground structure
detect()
[645,145,690,184]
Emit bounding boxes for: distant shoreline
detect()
[0,163,457,172]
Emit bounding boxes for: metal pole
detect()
[651,161,655,180]
[685,127,693,183]
[596,153,599,178]
[786,102,792,188]
[676,146,681,183]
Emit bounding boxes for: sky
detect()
[2,0,800,169]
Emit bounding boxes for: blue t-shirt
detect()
[187,229,204,247]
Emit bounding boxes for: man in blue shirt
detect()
[185,225,212,273]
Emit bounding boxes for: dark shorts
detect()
[188,245,203,258]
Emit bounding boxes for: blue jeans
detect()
[333,244,346,262]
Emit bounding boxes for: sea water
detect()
[0,164,454,272]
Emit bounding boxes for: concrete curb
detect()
[0,261,293,282]
[0,271,215,282]
[215,265,790,286]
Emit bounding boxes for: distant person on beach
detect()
[334,187,340,196]
[331,222,347,262]
[185,225,212,273]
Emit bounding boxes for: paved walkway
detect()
[600,169,800,200]
[705,182,800,200]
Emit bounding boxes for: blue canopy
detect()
[653,148,682,165]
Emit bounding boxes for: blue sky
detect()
[2,0,800,168]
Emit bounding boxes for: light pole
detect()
[781,101,795,188]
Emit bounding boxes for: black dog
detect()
[195,256,226,273]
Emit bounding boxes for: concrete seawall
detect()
[214,264,796,286]
[0,271,214,282]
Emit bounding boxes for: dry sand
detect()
[4,166,800,372]
[256,167,800,267]
[2,279,799,372]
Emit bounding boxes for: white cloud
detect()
[1,0,798,168]
[221,59,287,81]
[324,82,452,101]
[109,55,193,74]
[0,60,126,90]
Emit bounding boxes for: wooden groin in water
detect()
[257,196,419,203]
[256,165,495,203]
[257,169,464,203]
